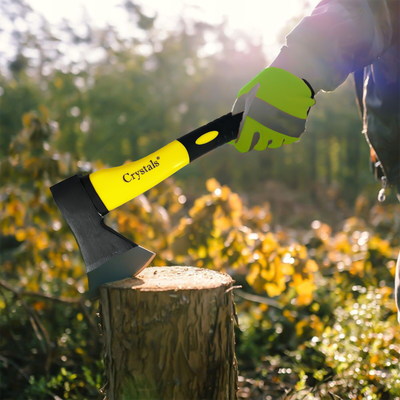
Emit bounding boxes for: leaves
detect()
[2,111,400,400]
[0,1,397,399]
[291,273,316,306]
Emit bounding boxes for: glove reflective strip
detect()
[233,95,306,138]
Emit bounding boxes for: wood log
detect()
[99,266,238,400]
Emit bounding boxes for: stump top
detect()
[102,266,233,291]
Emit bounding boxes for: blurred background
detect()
[1,0,399,398]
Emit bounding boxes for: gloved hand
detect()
[231,67,315,152]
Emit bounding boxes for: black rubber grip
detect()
[177,112,242,162]
[80,174,109,216]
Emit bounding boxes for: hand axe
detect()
[50,112,242,298]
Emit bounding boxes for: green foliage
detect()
[234,207,400,399]
[0,113,103,399]
[0,0,382,209]
[24,363,103,400]
[1,3,400,399]
[1,112,399,399]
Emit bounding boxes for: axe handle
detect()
[176,112,242,162]
[88,112,242,214]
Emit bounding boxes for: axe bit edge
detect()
[50,174,155,299]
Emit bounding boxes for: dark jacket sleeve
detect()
[270,0,398,93]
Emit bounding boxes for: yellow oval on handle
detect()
[195,130,219,145]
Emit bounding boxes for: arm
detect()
[270,0,398,93]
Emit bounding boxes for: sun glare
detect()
[27,0,319,58]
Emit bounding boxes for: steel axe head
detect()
[50,175,155,298]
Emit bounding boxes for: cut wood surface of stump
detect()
[99,266,238,400]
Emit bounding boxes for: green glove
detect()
[231,67,315,152]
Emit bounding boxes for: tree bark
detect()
[99,266,238,400]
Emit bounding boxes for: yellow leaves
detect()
[295,315,323,336]
[26,279,39,292]
[36,232,49,250]
[259,303,268,312]
[333,232,352,254]
[198,246,207,259]
[15,229,26,242]
[117,212,128,226]
[13,225,51,251]
[311,302,320,312]
[249,204,272,224]
[296,320,308,336]
[246,264,260,287]
[349,260,365,277]
[77,313,83,322]
[206,178,220,193]
[264,283,281,298]
[312,220,332,242]
[305,260,319,273]
[227,192,242,213]
[370,355,379,365]
[291,273,316,306]
[260,267,275,282]
[147,227,155,240]
[369,236,392,257]
[246,264,266,293]
[5,198,26,226]
[22,112,33,127]
[261,232,277,253]
[343,216,366,232]
[283,309,295,322]
[296,245,308,260]
[243,231,319,301]
[251,307,264,321]
[152,257,166,266]
[387,260,396,277]
[189,197,207,217]
[220,186,231,201]
[171,180,250,270]
[309,315,324,334]
[281,263,294,275]
[378,285,393,299]
[33,301,45,311]
[213,212,231,232]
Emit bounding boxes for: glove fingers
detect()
[253,132,268,151]
[244,119,284,150]
[233,98,304,152]
[235,119,261,152]
[263,137,284,149]
[257,132,299,149]
[250,121,300,151]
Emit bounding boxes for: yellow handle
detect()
[89,140,190,211]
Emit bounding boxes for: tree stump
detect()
[99,266,238,400]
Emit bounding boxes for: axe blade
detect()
[50,175,155,298]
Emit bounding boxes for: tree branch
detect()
[234,289,283,309]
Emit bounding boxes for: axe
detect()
[50,112,242,298]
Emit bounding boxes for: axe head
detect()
[50,175,155,298]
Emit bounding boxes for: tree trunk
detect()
[99,266,238,400]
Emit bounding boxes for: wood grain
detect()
[99,266,238,400]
